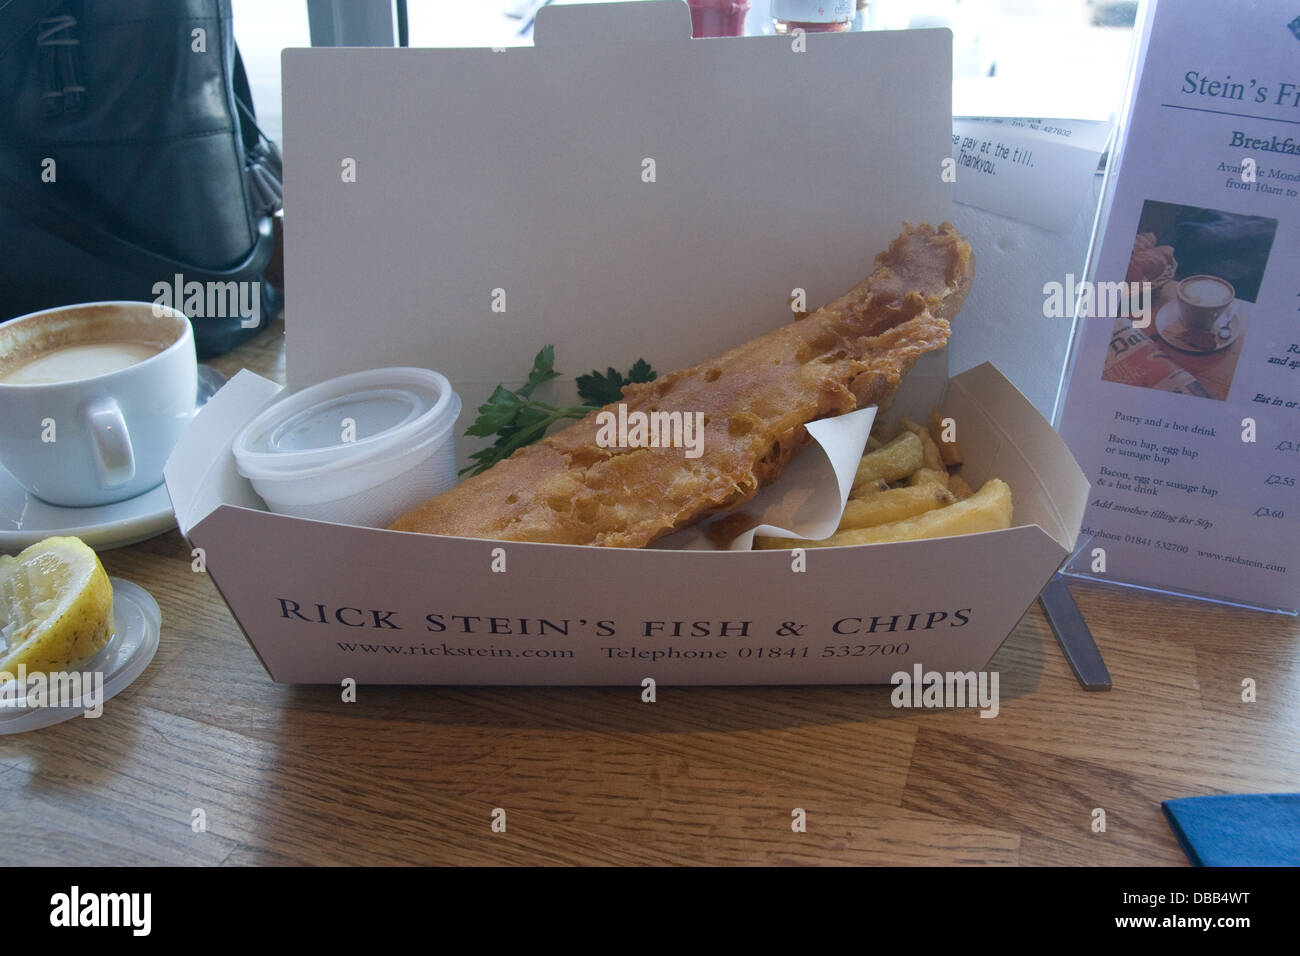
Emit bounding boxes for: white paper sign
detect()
[951,116,1112,232]
[1057,0,1300,611]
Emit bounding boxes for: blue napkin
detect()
[1162,794,1300,866]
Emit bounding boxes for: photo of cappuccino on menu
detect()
[1176,275,1234,331]
[1101,199,1277,401]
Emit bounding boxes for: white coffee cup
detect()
[0,301,197,507]
[1176,275,1234,331]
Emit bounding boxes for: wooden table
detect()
[3,318,1297,866]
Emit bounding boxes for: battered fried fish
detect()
[390,221,974,547]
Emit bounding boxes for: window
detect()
[229,0,1140,147]
[231,0,311,146]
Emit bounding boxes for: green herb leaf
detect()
[460,347,658,477]
[576,357,657,406]
[521,344,558,397]
[463,386,523,436]
[576,367,624,406]
[627,358,657,385]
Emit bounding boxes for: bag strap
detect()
[232,47,284,216]
[0,167,276,282]
[0,0,63,58]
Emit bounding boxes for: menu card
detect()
[1057,0,1300,612]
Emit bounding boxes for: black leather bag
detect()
[0,0,283,357]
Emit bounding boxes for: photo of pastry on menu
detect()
[1102,200,1278,401]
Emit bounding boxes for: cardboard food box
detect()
[164,2,1088,685]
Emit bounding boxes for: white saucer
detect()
[0,578,161,734]
[0,365,226,552]
[1154,300,1241,354]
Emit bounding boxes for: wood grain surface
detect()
[2,319,1296,866]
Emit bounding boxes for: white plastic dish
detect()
[0,577,161,734]
[232,367,461,527]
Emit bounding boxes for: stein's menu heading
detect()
[1179,71,1300,110]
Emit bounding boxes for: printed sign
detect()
[1058,0,1300,611]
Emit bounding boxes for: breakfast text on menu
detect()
[1057,0,1300,610]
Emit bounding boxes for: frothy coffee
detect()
[0,304,178,388]
[1180,277,1232,307]
[0,340,163,385]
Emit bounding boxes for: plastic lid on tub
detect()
[233,367,459,479]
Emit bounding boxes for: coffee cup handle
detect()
[84,397,136,489]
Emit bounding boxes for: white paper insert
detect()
[656,406,876,550]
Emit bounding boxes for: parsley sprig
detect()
[575,358,657,407]
[461,346,656,477]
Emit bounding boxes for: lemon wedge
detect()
[0,536,113,676]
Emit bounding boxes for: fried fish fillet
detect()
[390,221,974,547]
